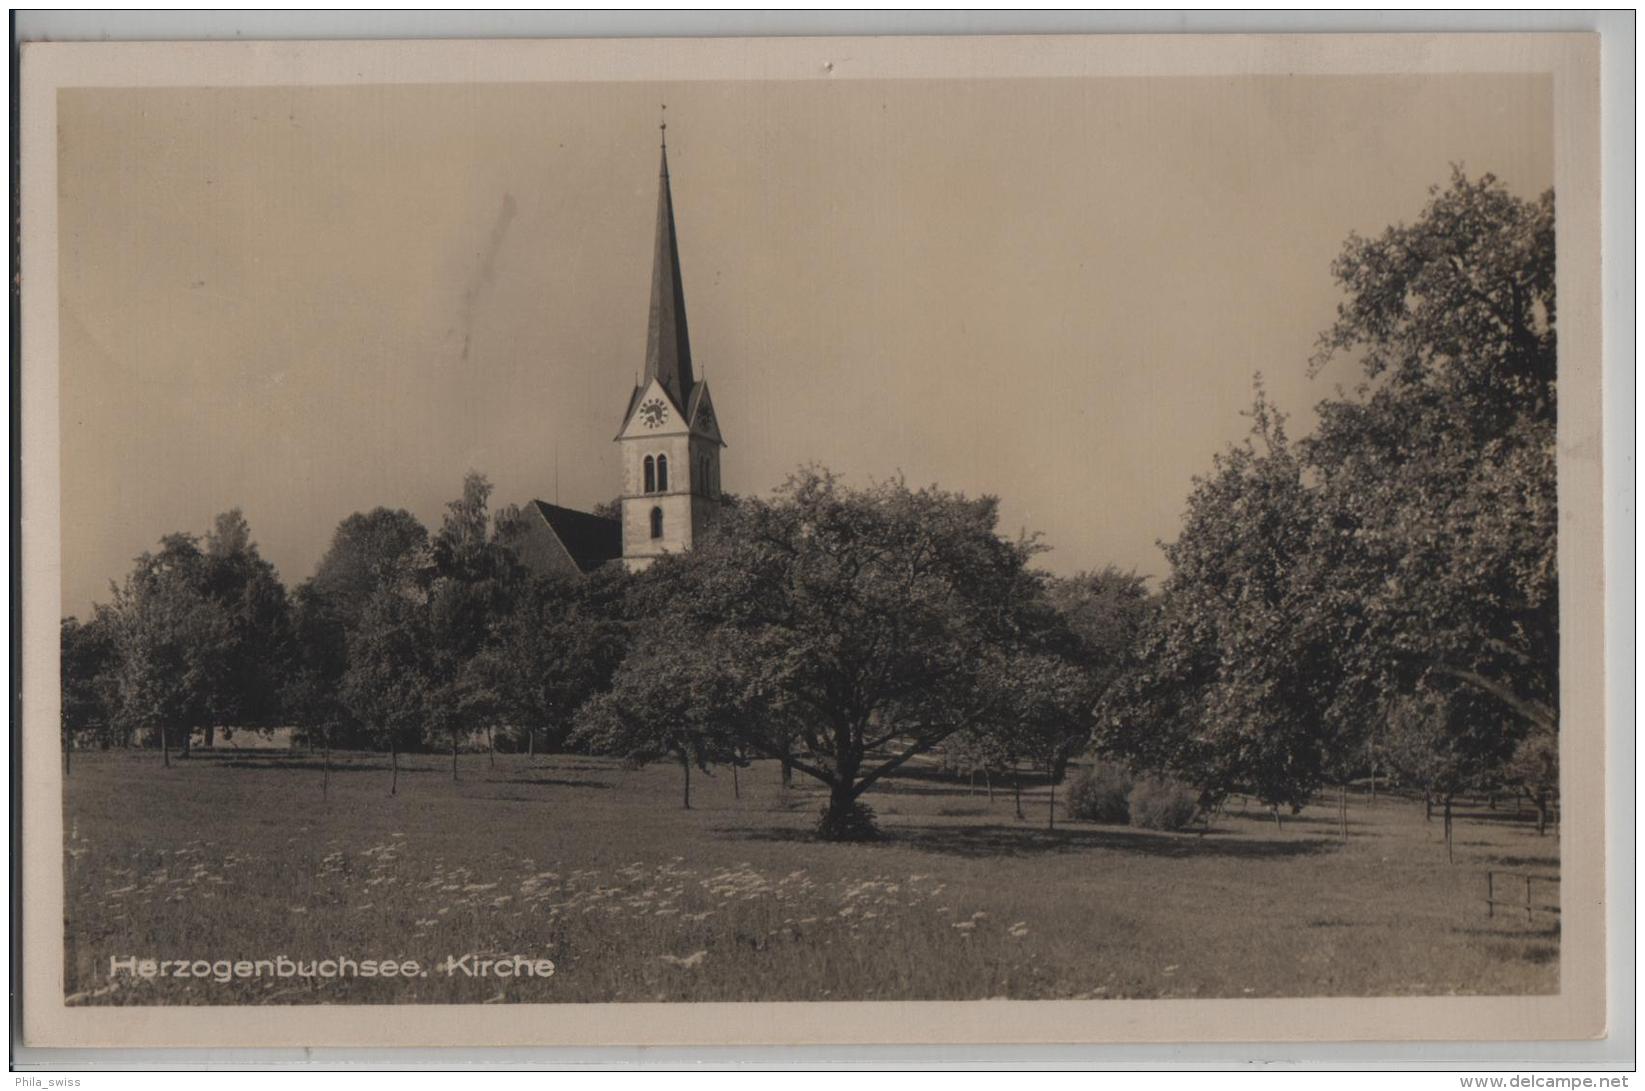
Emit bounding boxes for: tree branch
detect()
[850,731,957,799]
[742,734,833,785]
[1430,663,1557,732]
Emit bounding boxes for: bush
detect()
[816,800,879,842]
[1066,762,1133,824]
[1128,776,1201,831]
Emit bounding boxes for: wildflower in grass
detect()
[952,921,976,932]
[659,950,707,969]
[1008,921,1030,938]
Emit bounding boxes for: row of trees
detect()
[1096,170,1559,842]
[61,477,629,790]
[63,169,1559,844]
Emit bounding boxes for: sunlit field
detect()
[63,749,1559,1005]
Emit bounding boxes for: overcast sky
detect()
[56,75,1552,617]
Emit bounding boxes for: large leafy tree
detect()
[573,622,747,810]
[426,472,523,777]
[199,509,295,743]
[1304,169,1557,786]
[475,568,628,757]
[1100,393,1341,814]
[1102,170,1556,826]
[289,507,430,751]
[629,467,1079,840]
[103,534,232,765]
[60,612,119,770]
[342,585,434,795]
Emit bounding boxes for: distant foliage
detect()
[1127,777,1200,831]
[1065,763,1133,824]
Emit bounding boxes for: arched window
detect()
[656,454,669,492]
[643,455,655,494]
[649,506,664,539]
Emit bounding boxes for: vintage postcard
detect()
[18,33,1607,1048]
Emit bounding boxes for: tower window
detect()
[656,454,669,492]
[650,506,664,539]
[643,455,656,494]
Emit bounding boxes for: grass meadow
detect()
[62,749,1559,1005]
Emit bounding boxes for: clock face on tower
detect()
[639,397,668,429]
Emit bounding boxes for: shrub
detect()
[1128,776,1201,831]
[1066,762,1133,824]
[816,800,879,842]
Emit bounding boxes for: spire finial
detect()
[659,103,667,150]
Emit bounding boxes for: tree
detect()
[475,569,628,758]
[1098,391,1339,819]
[341,586,433,795]
[1100,171,1557,836]
[1304,169,1557,813]
[643,467,1072,840]
[104,534,231,765]
[199,509,295,744]
[290,507,430,754]
[573,625,745,809]
[61,613,118,771]
[426,472,521,779]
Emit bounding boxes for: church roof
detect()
[529,501,622,574]
[643,140,695,412]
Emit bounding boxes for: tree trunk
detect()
[179,726,191,759]
[732,761,741,800]
[970,768,977,795]
[527,726,535,760]
[1339,782,1348,841]
[1424,789,1432,822]
[323,728,331,801]
[1047,774,1056,831]
[162,724,171,768]
[1013,765,1024,820]
[64,732,71,777]
[1272,804,1282,831]
[816,744,875,840]
[487,725,495,768]
[1535,790,1549,836]
[985,769,993,803]
[681,751,692,810]
[1443,795,1454,863]
[390,739,399,796]
[204,723,216,749]
[781,752,793,789]
[451,732,459,781]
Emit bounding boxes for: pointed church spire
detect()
[643,108,695,410]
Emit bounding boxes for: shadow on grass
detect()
[1485,854,1560,870]
[492,775,614,791]
[714,820,1338,860]
[1453,924,1562,941]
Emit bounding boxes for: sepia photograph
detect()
[18,32,1609,1049]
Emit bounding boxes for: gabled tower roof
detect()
[643,134,695,411]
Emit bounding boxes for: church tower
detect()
[614,122,725,571]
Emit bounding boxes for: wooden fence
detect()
[1485,870,1560,920]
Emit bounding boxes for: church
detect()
[508,126,727,577]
